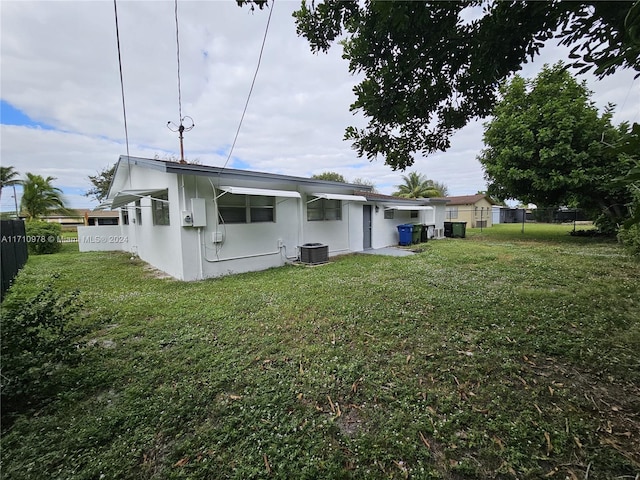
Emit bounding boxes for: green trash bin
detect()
[412,224,422,244]
[451,222,467,238]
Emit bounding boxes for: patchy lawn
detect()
[1,224,639,479]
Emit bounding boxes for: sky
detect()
[1,1,638,212]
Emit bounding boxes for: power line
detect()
[174,0,183,121]
[113,0,130,163]
[222,0,275,170]
[167,0,194,163]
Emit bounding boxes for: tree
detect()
[20,173,70,220]
[0,166,20,202]
[282,1,639,170]
[613,123,640,251]
[392,172,447,198]
[478,63,633,229]
[153,153,202,165]
[430,181,449,198]
[85,164,116,203]
[312,171,347,182]
[351,177,377,192]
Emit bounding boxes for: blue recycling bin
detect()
[397,224,413,246]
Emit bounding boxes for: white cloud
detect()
[1,1,637,209]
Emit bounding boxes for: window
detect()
[307,198,341,221]
[135,200,142,225]
[121,208,129,225]
[446,206,458,219]
[218,194,275,224]
[410,210,418,218]
[384,209,394,219]
[99,218,119,226]
[152,192,170,226]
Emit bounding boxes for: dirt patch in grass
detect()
[336,405,365,437]
[522,356,640,468]
[142,264,173,279]
[140,432,175,478]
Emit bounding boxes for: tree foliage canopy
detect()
[311,171,347,183]
[392,172,448,198]
[478,63,634,224]
[0,166,20,201]
[287,0,639,170]
[20,173,69,220]
[351,177,377,192]
[85,165,116,203]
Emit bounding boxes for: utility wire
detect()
[174,0,183,121]
[113,0,131,164]
[222,0,275,170]
[168,0,194,162]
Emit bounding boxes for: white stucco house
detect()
[79,156,448,280]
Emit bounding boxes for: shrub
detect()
[25,221,62,254]
[618,223,640,255]
[593,213,620,235]
[0,278,82,418]
[617,184,640,255]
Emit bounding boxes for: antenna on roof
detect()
[167,116,195,163]
[167,0,194,164]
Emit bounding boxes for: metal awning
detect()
[385,205,434,211]
[219,186,301,198]
[310,193,367,202]
[94,201,113,211]
[110,189,167,209]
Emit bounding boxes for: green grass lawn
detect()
[1,224,639,479]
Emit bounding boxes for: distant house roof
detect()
[440,195,497,206]
[42,209,119,220]
[82,209,120,218]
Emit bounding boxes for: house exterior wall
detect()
[371,206,408,248]
[112,166,185,278]
[369,204,444,247]
[175,177,372,280]
[302,195,359,256]
[92,157,450,281]
[433,204,447,238]
[177,175,302,280]
[492,206,502,224]
[78,225,128,252]
[472,198,494,228]
[446,199,494,228]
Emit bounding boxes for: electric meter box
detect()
[191,198,206,227]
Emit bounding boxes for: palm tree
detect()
[431,180,449,197]
[1,166,21,217]
[0,166,20,201]
[20,173,70,220]
[392,172,448,198]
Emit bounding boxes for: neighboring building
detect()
[42,209,119,229]
[79,156,448,280]
[492,206,525,224]
[442,194,497,228]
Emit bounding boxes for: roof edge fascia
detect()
[119,155,372,191]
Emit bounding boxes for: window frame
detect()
[135,200,142,225]
[152,192,170,226]
[307,197,342,222]
[217,194,275,224]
